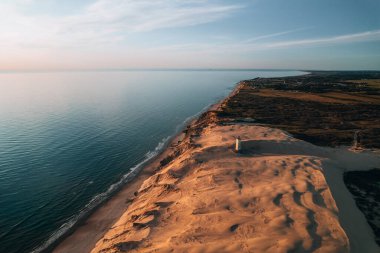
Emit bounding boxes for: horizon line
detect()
[0,68,379,73]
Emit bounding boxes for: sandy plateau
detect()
[91,123,380,253]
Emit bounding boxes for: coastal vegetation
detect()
[218,71,380,148]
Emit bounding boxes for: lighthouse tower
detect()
[235,136,242,153]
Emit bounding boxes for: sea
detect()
[0,70,303,252]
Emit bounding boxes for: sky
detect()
[0,0,379,70]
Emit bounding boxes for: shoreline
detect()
[50,126,185,253]
[49,85,237,253]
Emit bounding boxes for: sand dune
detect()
[90,123,380,253]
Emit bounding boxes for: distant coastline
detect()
[52,71,380,252]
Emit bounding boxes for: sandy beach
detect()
[89,123,379,253]
[53,72,380,253]
[52,133,186,253]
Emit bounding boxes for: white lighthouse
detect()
[235,136,242,153]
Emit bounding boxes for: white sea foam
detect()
[31,135,174,253]
[31,104,214,253]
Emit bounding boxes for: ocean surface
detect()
[0,70,303,252]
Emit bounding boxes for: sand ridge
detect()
[90,124,359,253]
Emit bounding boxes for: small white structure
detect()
[235,136,242,153]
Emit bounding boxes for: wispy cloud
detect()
[240,27,310,44]
[153,29,380,53]
[264,30,380,49]
[0,0,242,48]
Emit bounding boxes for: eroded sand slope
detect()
[91,124,352,253]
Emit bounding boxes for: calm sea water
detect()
[0,70,303,252]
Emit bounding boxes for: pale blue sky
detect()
[0,0,379,70]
